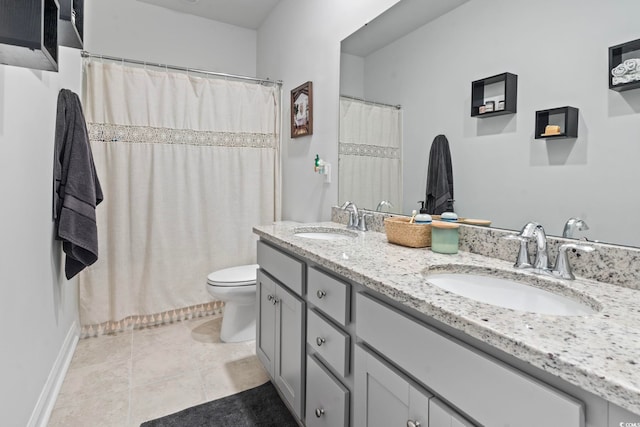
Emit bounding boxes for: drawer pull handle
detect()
[267,294,273,302]
[316,290,326,299]
[315,408,325,418]
[407,421,421,427]
[272,298,279,305]
[316,337,325,346]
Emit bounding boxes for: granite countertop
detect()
[253,221,640,416]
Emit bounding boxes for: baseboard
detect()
[27,321,79,427]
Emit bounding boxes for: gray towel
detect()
[425,134,454,215]
[54,89,103,279]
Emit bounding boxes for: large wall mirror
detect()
[339,0,640,248]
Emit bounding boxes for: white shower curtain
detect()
[80,60,280,335]
[339,97,402,211]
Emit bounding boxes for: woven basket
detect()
[384,217,432,248]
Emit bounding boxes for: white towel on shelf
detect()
[624,58,638,72]
[612,63,627,77]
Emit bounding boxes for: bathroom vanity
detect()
[254,221,640,427]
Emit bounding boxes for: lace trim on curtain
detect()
[88,123,278,148]
[79,301,224,338]
[339,142,400,159]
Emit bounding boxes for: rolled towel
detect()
[612,63,627,77]
[624,58,638,72]
[613,76,625,85]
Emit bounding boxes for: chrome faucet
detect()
[519,222,551,270]
[375,200,394,212]
[562,217,589,238]
[339,201,371,231]
[506,222,595,280]
[340,201,359,230]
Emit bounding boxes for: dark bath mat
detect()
[140,381,298,427]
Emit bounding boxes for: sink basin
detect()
[293,227,356,241]
[425,273,598,316]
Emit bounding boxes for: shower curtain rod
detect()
[81,51,282,86]
[340,94,401,110]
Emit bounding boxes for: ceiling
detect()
[137,0,282,29]
[341,0,469,57]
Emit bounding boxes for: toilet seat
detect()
[207,264,259,287]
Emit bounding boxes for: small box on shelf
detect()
[471,72,517,118]
[609,38,640,92]
[535,107,579,139]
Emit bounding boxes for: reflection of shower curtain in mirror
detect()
[339,97,402,211]
[79,60,280,335]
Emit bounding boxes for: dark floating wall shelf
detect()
[0,0,59,72]
[535,107,579,139]
[58,0,84,49]
[609,38,640,92]
[471,72,518,118]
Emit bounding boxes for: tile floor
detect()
[48,315,269,427]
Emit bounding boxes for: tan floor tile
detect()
[55,357,131,408]
[70,332,132,369]
[48,390,129,427]
[132,322,195,357]
[129,371,206,427]
[131,346,197,388]
[190,339,257,371]
[200,354,269,401]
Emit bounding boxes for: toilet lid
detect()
[207,264,259,287]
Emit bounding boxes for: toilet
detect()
[206,264,259,343]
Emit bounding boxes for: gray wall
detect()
[0,48,82,427]
[355,0,640,246]
[257,0,401,223]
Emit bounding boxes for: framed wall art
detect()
[291,81,313,138]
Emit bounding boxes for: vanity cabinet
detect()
[255,236,638,427]
[256,241,306,420]
[356,292,584,427]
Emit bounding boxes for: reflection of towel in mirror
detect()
[425,134,454,215]
[53,89,103,279]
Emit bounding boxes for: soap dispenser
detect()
[431,221,459,254]
[417,201,428,214]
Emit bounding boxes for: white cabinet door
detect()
[274,279,305,420]
[354,344,431,427]
[256,269,276,376]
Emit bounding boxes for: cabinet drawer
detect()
[307,267,350,326]
[307,309,350,377]
[356,292,584,427]
[257,240,304,296]
[305,354,349,427]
